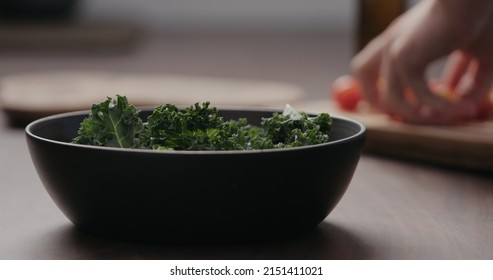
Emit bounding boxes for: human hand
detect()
[351,0,493,125]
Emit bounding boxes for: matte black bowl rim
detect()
[25,108,366,155]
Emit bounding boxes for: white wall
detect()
[78,0,356,31]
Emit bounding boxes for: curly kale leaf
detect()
[251,104,333,149]
[140,102,242,151]
[72,95,143,148]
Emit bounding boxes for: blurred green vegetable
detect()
[72,96,333,151]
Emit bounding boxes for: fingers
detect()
[460,58,493,113]
[375,42,477,124]
[441,55,493,118]
[351,0,493,125]
[382,51,456,125]
[441,51,472,92]
[351,35,386,110]
[380,45,417,119]
[407,66,477,123]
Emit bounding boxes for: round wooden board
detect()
[0,71,305,125]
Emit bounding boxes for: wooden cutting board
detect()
[0,71,304,126]
[293,99,493,172]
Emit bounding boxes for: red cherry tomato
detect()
[331,75,362,111]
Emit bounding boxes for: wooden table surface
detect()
[1,109,492,260]
[1,31,492,260]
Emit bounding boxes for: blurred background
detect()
[0,0,417,125]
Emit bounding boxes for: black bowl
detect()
[26,108,366,244]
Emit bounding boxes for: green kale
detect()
[72,96,333,151]
[140,102,242,150]
[257,104,333,149]
[72,95,143,148]
[244,104,332,149]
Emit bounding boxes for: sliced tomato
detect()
[331,75,362,111]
